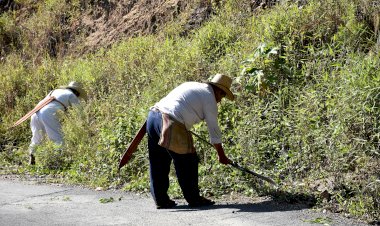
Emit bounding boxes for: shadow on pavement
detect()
[172,190,317,213]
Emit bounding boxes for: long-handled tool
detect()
[190,131,277,187]
[229,161,277,186]
[118,120,147,171]
[11,96,55,128]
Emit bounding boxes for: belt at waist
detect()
[150,106,160,112]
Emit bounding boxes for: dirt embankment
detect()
[77,0,211,51]
[0,0,214,57]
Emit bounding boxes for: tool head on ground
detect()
[190,131,278,188]
[229,161,278,189]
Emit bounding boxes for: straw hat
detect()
[207,74,234,101]
[60,81,87,100]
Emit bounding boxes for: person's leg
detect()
[169,151,200,202]
[39,109,63,145]
[170,149,215,207]
[29,113,46,165]
[146,110,175,208]
[29,113,46,152]
[37,110,64,167]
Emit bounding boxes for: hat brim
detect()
[60,86,87,100]
[207,82,234,101]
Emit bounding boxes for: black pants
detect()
[146,110,200,205]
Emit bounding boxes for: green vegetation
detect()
[99,197,114,204]
[0,0,379,223]
[304,216,333,225]
[62,196,71,201]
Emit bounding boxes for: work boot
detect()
[188,196,215,207]
[29,154,35,165]
[156,199,177,209]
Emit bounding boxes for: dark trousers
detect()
[146,110,200,204]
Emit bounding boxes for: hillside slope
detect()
[0,0,215,57]
[1,0,378,57]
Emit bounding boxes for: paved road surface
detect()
[0,177,369,226]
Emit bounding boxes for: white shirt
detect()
[29,88,80,149]
[154,82,222,144]
[38,88,80,113]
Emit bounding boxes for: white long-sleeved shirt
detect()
[29,88,80,148]
[38,88,80,113]
[154,82,222,144]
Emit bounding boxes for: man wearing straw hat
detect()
[147,73,234,209]
[28,81,87,165]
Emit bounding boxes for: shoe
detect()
[29,154,35,165]
[188,196,215,207]
[156,199,177,209]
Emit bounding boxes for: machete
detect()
[190,131,277,187]
[118,120,147,171]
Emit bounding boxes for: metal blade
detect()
[229,161,277,186]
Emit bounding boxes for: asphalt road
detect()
[0,177,369,226]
